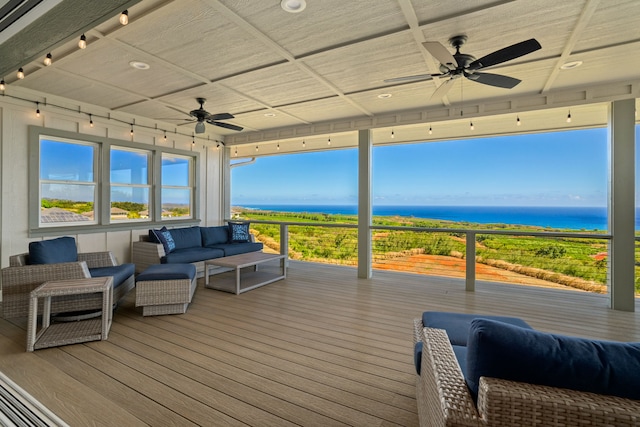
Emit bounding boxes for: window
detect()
[161,153,193,219]
[39,138,97,226]
[30,126,199,234]
[110,147,151,221]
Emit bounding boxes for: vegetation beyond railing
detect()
[233,208,627,294]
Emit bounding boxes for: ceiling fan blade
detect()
[467,38,541,71]
[422,41,458,68]
[468,72,521,89]
[208,112,234,120]
[209,121,243,131]
[384,73,444,83]
[430,78,455,100]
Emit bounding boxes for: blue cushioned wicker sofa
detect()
[132,223,263,275]
[413,311,640,426]
[1,236,135,320]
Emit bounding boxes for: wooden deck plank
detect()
[0,261,638,427]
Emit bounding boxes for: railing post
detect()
[466,231,476,291]
[280,223,289,267]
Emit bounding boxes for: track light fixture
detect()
[328,137,331,146]
[119,10,129,25]
[44,53,52,66]
[256,145,259,152]
[130,124,134,135]
[470,121,474,131]
[428,125,433,135]
[277,143,280,150]
[36,102,40,117]
[89,114,94,127]
[391,129,395,139]
[78,34,87,49]
[163,131,167,142]
[517,116,521,126]
[0,79,5,90]
[234,147,238,156]
[302,139,306,148]
[566,111,572,123]
[17,68,24,79]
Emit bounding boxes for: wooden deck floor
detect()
[0,261,639,426]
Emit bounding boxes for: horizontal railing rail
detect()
[237,218,613,292]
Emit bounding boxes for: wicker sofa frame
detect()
[1,252,134,320]
[413,318,640,427]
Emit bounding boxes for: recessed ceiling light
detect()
[129,60,150,70]
[264,113,276,117]
[281,0,306,13]
[560,60,583,70]
[378,93,392,99]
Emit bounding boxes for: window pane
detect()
[111,186,150,220]
[111,148,149,184]
[161,188,191,218]
[162,155,190,186]
[40,183,95,224]
[41,139,94,181]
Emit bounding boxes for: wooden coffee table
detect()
[204,252,286,295]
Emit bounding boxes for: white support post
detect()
[466,231,476,291]
[358,129,372,279]
[608,99,636,311]
[280,223,289,268]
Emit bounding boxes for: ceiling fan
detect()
[385,35,541,99]
[165,98,243,133]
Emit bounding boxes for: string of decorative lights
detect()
[0,91,224,146]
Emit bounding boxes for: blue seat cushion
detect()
[466,318,640,401]
[162,247,224,264]
[209,242,263,256]
[137,263,196,282]
[414,341,467,377]
[89,264,135,288]
[422,311,532,346]
[29,237,78,264]
[201,226,229,246]
[168,226,202,250]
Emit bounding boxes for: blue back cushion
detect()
[201,226,229,246]
[29,237,78,264]
[466,319,640,401]
[422,311,532,346]
[168,226,202,250]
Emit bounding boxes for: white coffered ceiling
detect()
[1,0,639,152]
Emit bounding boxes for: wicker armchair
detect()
[413,319,640,427]
[1,252,134,320]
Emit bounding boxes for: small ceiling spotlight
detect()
[130,124,134,135]
[377,93,392,99]
[89,114,94,127]
[17,68,24,79]
[328,137,331,146]
[560,60,582,70]
[428,125,433,135]
[234,147,238,157]
[216,143,220,150]
[163,131,167,142]
[119,10,129,25]
[44,53,52,66]
[256,145,259,152]
[78,34,87,49]
[470,121,475,131]
[516,116,521,126]
[0,79,5,90]
[391,129,395,139]
[302,139,306,148]
[566,111,572,123]
[35,102,40,118]
[281,0,306,13]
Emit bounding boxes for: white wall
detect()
[0,93,224,267]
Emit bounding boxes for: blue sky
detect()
[232,127,628,207]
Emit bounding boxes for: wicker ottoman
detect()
[135,264,197,316]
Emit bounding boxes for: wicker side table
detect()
[27,277,113,352]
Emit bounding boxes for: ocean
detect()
[237,204,619,231]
